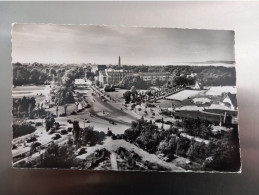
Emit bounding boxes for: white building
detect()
[74,79,92,86]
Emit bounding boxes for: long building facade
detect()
[97,56,172,86]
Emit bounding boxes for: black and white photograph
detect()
[11,24,241,172]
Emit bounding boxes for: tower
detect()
[118,56,121,66]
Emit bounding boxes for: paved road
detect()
[85,90,136,125]
[110,153,118,170]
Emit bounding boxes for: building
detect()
[74,78,92,86]
[139,72,170,83]
[222,92,238,110]
[91,64,107,73]
[194,81,204,90]
[99,68,134,86]
[99,70,108,86]
[99,70,171,87]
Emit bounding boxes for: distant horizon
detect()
[12,24,235,65]
[13,59,235,67]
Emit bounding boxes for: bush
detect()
[35,122,42,126]
[107,130,112,136]
[13,122,36,138]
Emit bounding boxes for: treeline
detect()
[13,63,85,86]
[13,63,50,86]
[120,65,236,86]
[72,121,106,147]
[123,117,240,172]
[13,96,36,117]
[13,120,36,138]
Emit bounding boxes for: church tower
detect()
[118,56,121,66]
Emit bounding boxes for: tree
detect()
[176,137,191,157]
[64,104,68,115]
[203,140,240,171]
[72,121,80,145]
[45,118,52,131]
[123,91,132,104]
[130,86,137,94]
[13,121,36,138]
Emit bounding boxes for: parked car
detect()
[165,121,173,125]
[31,142,41,149]
[52,133,61,140]
[67,127,73,132]
[26,137,37,143]
[59,113,66,117]
[67,119,73,124]
[70,111,77,115]
[155,119,163,123]
[109,120,116,125]
[111,134,117,140]
[76,148,87,156]
[60,129,68,135]
[35,122,42,126]
[48,129,55,135]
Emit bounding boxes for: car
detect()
[155,119,163,123]
[70,111,77,115]
[52,133,61,140]
[157,153,165,160]
[111,134,117,140]
[67,127,73,132]
[76,148,87,155]
[67,119,73,124]
[35,122,42,126]
[84,119,90,123]
[31,142,41,149]
[26,137,37,143]
[59,113,66,117]
[165,121,173,125]
[60,129,68,135]
[109,121,116,125]
[48,129,55,135]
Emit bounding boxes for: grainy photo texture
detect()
[12,24,241,172]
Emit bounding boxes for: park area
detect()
[12,85,47,98]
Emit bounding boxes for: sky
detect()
[12,24,235,65]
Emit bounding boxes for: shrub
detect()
[13,122,36,138]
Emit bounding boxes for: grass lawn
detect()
[105,89,127,102]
